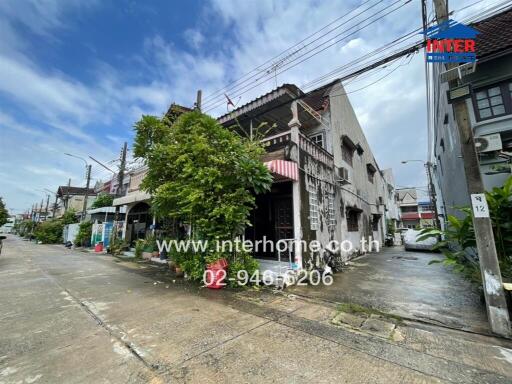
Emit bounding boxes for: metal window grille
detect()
[309,187,319,231]
[327,192,336,227]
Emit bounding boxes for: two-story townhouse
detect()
[218,79,393,269]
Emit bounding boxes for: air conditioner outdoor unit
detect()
[475,133,502,153]
[335,167,350,185]
[439,62,477,83]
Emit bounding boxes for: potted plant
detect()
[142,238,153,260]
[134,239,144,259]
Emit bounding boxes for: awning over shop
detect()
[264,160,298,181]
[112,191,151,206]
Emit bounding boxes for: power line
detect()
[202,0,413,112]
[202,0,381,104]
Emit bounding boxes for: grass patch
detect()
[336,302,403,324]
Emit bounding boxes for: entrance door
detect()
[274,198,293,243]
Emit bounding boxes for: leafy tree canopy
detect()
[91,193,114,209]
[0,198,8,227]
[61,209,79,225]
[133,111,272,241]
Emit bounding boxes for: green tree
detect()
[91,193,114,209]
[134,111,272,277]
[61,209,78,225]
[0,198,9,227]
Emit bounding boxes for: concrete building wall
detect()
[294,81,389,263]
[432,53,512,220]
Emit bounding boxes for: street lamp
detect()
[64,153,92,221]
[401,159,441,229]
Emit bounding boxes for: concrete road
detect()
[290,246,489,333]
[1,236,511,384]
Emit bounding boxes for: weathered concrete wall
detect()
[328,82,385,258]
[431,54,512,219]
[298,81,387,264]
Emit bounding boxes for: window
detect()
[308,187,319,231]
[372,215,380,231]
[346,210,359,232]
[473,81,512,121]
[342,136,356,166]
[366,163,376,184]
[308,133,324,149]
[342,143,354,166]
[327,192,336,228]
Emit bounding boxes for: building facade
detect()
[432,9,512,219]
[219,79,395,268]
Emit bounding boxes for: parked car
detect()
[403,229,438,251]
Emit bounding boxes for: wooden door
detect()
[274,198,293,242]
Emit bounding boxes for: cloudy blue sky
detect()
[0,0,493,213]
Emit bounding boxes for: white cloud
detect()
[184,29,205,49]
[0,0,483,211]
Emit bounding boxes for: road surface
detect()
[1,236,511,383]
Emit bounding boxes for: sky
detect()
[0,0,494,213]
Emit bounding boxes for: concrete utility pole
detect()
[39,199,43,222]
[44,194,50,220]
[425,162,441,229]
[195,90,202,112]
[65,178,71,212]
[114,142,127,224]
[432,0,510,336]
[82,164,92,222]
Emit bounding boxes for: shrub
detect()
[34,220,64,244]
[418,176,512,283]
[75,221,92,247]
[91,193,114,209]
[134,239,144,258]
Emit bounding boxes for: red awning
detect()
[264,160,298,181]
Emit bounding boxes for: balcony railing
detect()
[298,133,334,168]
[260,130,334,168]
[261,131,292,152]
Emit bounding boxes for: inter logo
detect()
[424,19,479,63]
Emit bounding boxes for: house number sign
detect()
[471,193,490,218]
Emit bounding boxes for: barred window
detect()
[309,187,319,231]
[327,192,336,228]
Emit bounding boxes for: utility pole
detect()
[196,90,202,112]
[39,199,44,222]
[65,178,71,212]
[425,162,441,229]
[117,142,127,197]
[53,194,58,218]
[44,194,50,220]
[432,0,510,336]
[82,164,92,222]
[114,142,127,225]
